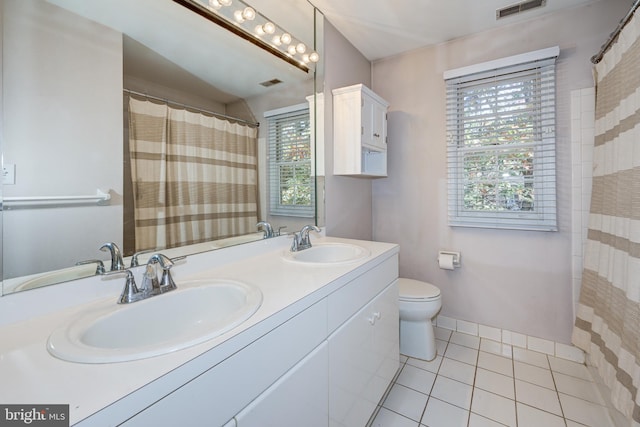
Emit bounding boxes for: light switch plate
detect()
[3,164,16,185]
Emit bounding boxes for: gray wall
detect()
[322,20,374,240]
[369,0,630,343]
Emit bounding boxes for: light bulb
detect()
[309,51,319,62]
[255,25,265,36]
[242,7,255,20]
[280,33,292,45]
[219,0,231,5]
[233,10,244,23]
[302,54,310,63]
[208,0,222,9]
[272,35,282,46]
[287,45,297,55]
[296,43,306,54]
[263,22,276,34]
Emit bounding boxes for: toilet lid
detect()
[398,278,440,300]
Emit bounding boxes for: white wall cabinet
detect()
[333,84,389,177]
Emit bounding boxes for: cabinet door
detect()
[361,92,387,152]
[371,100,387,151]
[328,282,399,427]
[236,342,328,427]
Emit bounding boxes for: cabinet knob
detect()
[373,133,381,138]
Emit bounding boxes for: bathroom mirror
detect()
[0,0,324,295]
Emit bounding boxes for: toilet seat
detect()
[398,278,441,301]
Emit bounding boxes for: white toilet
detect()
[398,278,442,361]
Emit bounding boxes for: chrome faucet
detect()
[75,259,106,275]
[146,253,178,294]
[103,253,183,304]
[291,225,320,252]
[257,221,274,239]
[103,269,145,304]
[100,242,125,271]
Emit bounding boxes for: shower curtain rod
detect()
[591,0,640,64]
[123,89,260,128]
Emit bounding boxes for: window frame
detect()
[444,47,559,231]
[265,103,315,218]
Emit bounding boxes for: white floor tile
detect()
[396,364,437,395]
[382,383,428,422]
[512,347,549,369]
[370,407,419,427]
[565,420,589,427]
[548,355,592,381]
[444,343,478,365]
[438,357,476,385]
[430,376,473,409]
[468,413,506,427]
[553,371,605,405]
[471,388,516,427]
[514,379,562,416]
[559,393,614,427]
[475,368,515,399]
[480,339,512,358]
[406,355,442,374]
[513,361,555,389]
[477,351,513,377]
[436,339,448,356]
[434,327,452,342]
[516,402,565,427]
[421,397,469,427]
[450,331,481,349]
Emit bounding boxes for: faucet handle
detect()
[276,225,287,236]
[147,253,182,293]
[130,248,158,267]
[102,269,144,304]
[75,259,106,275]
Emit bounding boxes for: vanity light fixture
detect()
[173,0,319,72]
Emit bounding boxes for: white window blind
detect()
[445,48,558,231]
[267,107,314,217]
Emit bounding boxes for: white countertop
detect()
[0,235,398,425]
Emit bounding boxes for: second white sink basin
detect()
[283,243,370,265]
[47,279,262,363]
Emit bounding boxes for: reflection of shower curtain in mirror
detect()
[128,97,258,251]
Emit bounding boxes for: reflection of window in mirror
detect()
[265,105,314,217]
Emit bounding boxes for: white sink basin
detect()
[14,263,98,291]
[283,243,370,265]
[47,279,262,363]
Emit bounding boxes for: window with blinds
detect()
[444,47,558,231]
[267,107,314,217]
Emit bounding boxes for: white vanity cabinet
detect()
[333,84,389,177]
[234,342,328,426]
[88,245,399,427]
[327,258,400,427]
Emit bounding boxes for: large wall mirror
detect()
[1,0,324,295]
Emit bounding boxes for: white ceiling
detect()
[308,0,600,61]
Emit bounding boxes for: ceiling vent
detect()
[259,78,283,87]
[496,0,546,19]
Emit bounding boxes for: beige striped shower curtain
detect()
[571,10,640,427]
[128,97,258,252]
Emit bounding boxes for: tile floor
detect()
[370,328,615,427]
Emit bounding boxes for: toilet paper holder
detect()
[437,251,461,268]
